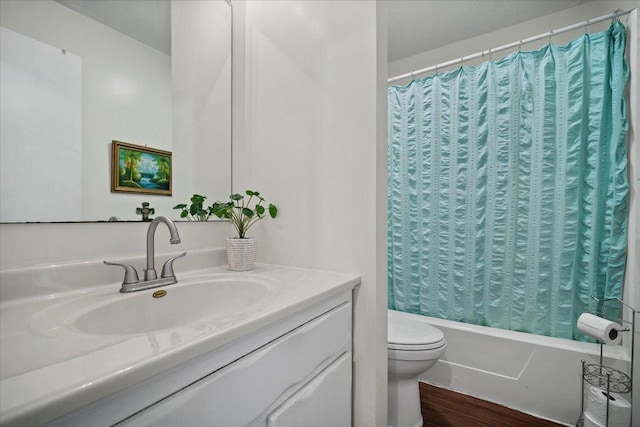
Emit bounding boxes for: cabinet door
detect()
[117,303,351,427]
[266,352,351,427]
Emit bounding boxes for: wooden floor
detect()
[420,383,565,427]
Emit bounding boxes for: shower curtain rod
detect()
[388,8,633,84]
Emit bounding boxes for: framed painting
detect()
[111,141,172,196]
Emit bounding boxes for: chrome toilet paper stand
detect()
[576,297,635,427]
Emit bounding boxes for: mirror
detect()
[0,0,232,223]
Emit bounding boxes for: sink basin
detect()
[72,280,270,335]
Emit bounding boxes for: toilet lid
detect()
[388,310,445,350]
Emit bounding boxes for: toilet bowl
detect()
[388,309,446,427]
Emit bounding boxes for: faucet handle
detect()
[161,252,187,278]
[104,261,140,284]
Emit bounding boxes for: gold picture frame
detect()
[111,141,172,196]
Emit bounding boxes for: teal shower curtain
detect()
[387,22,629,341]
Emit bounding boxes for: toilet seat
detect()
[388,340,445,351]
[388,310,445,351]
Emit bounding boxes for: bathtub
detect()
[404,313,631,426]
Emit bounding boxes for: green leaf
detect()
[269,204,278,218]
[230,194,244,201]
[180,211,188,218]
[173,204,187,209]
[242,207,254,218]
[212,200,234,219]
[255,205,265,215]
[246,190,255,196]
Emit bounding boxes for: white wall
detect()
[0,221,229,270]
[388,1,639,425]
[389,1,640,83]
[233,1,387,425]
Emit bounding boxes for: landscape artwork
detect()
[111,141,172,196]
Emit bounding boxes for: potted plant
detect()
[212,190,278,271]
[173,194,215,221]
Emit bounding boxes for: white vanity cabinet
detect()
[48,290,353,427]
[265,352,351,427]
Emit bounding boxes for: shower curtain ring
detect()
[518,40,522,52]
[548,30,553,44]
[585,19,590,34]
[613,8,623,23]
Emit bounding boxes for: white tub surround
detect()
[418,315,631,426]
[0,260,359,426]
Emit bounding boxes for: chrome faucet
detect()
[145,216,181,280]
[104,216,186,293]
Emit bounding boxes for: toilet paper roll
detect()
[585,386,631,427]
[577,313,623,345]
[583,411,604,427]
[583,412,606,427]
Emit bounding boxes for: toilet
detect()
[387,309,447,427]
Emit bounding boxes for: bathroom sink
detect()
[72,280,270,335]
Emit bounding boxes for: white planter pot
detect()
[225,237,257,271]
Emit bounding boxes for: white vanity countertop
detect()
[0,263,360,426]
